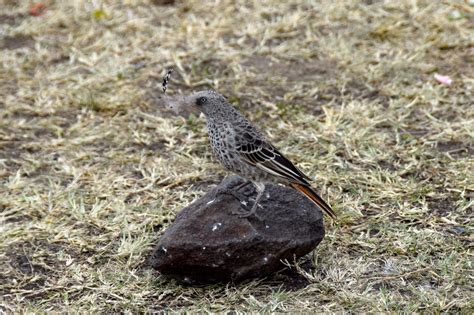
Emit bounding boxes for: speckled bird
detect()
[177,90,336,219]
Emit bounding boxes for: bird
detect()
[176,89,336,220]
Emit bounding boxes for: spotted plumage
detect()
[181,90,336,219]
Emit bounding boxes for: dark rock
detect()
[150,176,325,283]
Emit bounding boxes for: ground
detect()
[0,0,473,312]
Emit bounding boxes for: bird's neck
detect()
[205,102,242,124]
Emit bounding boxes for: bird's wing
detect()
[234,128,336,219]
[234,134,312,184]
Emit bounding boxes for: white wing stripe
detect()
[255,163,287,179]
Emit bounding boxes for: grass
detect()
[1,0,473,312]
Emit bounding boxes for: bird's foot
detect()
[215,187,247,204]
[231,198,263,220]
[217,180,263,220]
[216,180,254,202]
[231,205,262,220]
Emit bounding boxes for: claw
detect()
[217,181,265,221]
[232,206,262,220]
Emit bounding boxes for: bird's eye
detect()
[196,96,207,106]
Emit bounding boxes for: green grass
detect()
[1,0,473,312]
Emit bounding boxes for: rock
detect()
[150,176,325,283]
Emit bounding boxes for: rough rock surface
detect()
[150,176,325,283]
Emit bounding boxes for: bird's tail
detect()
[290,183,336,220]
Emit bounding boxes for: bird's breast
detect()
[206,121,239,170]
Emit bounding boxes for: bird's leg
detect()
[215,180,252,204]
[233,180,252,192]
[233,182,265,218]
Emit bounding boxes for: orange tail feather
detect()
[290,183,336,219]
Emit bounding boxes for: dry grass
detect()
[1,0,473,312]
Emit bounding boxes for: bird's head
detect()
[184,90,228,117]
[162,90,229,119]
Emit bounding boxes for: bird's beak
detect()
[160,94,200,118]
